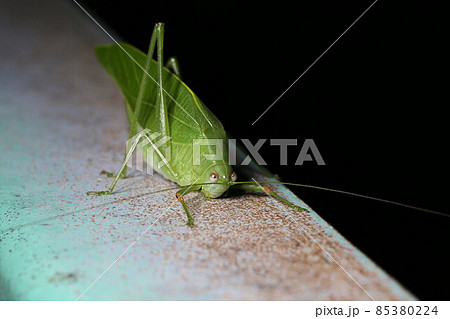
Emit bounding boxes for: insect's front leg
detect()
[176,185,201,227]
[232,183,308,213]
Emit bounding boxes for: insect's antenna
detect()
[1,182,228,236]
[0,185,187,237]
[232,180,449,218]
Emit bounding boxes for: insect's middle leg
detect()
[100,169,127,179]
[232,183,308,213]
[99,129,137,179]
[87,130,149,196]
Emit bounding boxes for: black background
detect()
[76,0,449,300]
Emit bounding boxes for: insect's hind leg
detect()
[232,183,308,213]
[165,57,182,79]
[100,24,163,181]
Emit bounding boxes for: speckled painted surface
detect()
[0,0,415,300]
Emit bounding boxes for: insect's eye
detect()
[209,172,218,182]
[231,172,237,182]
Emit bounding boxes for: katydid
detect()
[87,23,306,226]
[87,23,447,226]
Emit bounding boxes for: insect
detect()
[87,22,306,226]
[87,22,447,229]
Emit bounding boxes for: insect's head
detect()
[200,163,237,199]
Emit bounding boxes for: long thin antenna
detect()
[232,181,449,218]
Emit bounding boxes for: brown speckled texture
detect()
[0,0,415,300]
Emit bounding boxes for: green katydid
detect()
[87,22,447,227]
[87,23,306,226]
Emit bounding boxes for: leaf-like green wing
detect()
[95,43,223,142]
[96,43,155,132]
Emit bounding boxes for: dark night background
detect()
[75,0,449,300]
